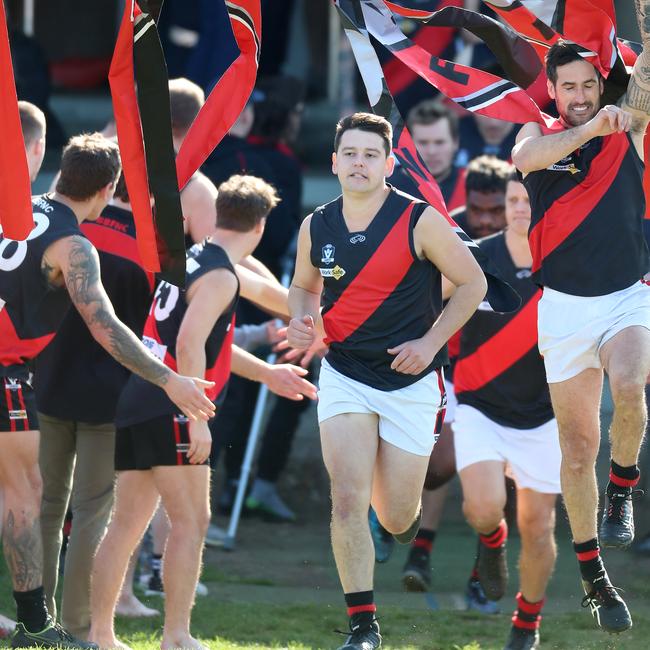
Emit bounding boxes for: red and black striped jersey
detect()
[311,186,447,391]
[454,232,552,428]
[524,128,649,296]
[35,205,155,423]
[116,241,238,427]
[0,195,82,369]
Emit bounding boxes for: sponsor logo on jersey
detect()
[8,409,27,420]
[142,335,168,361]
[320,264,346,280]
[548,158,580,174]
[349,234,366,244]
[321,243,335,264]
[516,268,532,279]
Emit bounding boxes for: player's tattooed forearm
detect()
[3,510,42,591]
[65,237,170,387]
[90,307,170,386]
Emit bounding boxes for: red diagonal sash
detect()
[454,290,542,394]
[323,204,415,344]
[528,133,629,273]
[0,1,33,240]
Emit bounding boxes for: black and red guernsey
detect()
[0,195,82,370]
[524,127,650,296]
[311,186,447,391]
[35,205,155,423]
[454,232,552,429]
[116,242,238,428]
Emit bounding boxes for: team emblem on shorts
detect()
[320,265,346,280]
[321,243,335,264]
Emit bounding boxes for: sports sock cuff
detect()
[610,461,640,487]
[516,592,545,614]
[480,519,508,548]
[345,590,375,616]
[574,538,600,561]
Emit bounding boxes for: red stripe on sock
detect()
[511,615,540,631]
[576,549,600,562]
[609,470,639,488]
[516,592,545,615]
[480,521,508,548]
[413,538,433,553]
[347,604,376,616]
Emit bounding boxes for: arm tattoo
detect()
[626,75,650,114]
[65,237,170,386]
[3,510,42,591]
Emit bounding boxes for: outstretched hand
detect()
[165,374,215,421]
[265,363,318,401]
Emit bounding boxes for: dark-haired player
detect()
[513,19,650,632]
[288,112,486,649]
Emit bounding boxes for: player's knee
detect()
[379,509,418,535]
[609,372,646,409]
[518,512,555,548]
[559,430,598,469]
[331,487,369,522]
[462,496,503,531]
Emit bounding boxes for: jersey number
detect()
[0,213,51,272]
[152,282,179,321]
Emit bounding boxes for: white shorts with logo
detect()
[538,280,650,383]
[317,358,446,457]
[453,404,561,494]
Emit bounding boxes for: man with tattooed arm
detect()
[0,132,214,648]
[512,2,650,635]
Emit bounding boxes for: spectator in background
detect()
[391,99,466,213]
[456,115,516,168]
[451,155,509,238]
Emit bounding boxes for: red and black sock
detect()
[411,528,436,554]
[512,592,544,632]
[479,519,508,548]
[609,461,640,490]
[14,586,48,632]
[574,538,606,584]
[345,590,376,629]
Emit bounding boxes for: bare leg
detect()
[600,327,650,467]
[115,545,159,618]
[420,485,449,531]
[516,489,557,602]
[320,414,379,593]
[88,472,159,650]
[372,441,430,535]
[459,461,507,535]
[548,369,603,544]
[153,465,210,650]
[0,430,43,594]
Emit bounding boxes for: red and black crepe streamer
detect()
[336,0,521,313]
[176,0,261,190]
[0,1,34,240]
[132,0,185,286]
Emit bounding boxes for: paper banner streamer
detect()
[176,0,261,190]
[335,0,522,313]
[0,1,34,240]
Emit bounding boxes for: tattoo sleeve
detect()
[625,2,650,115]
[64,236,170,386]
